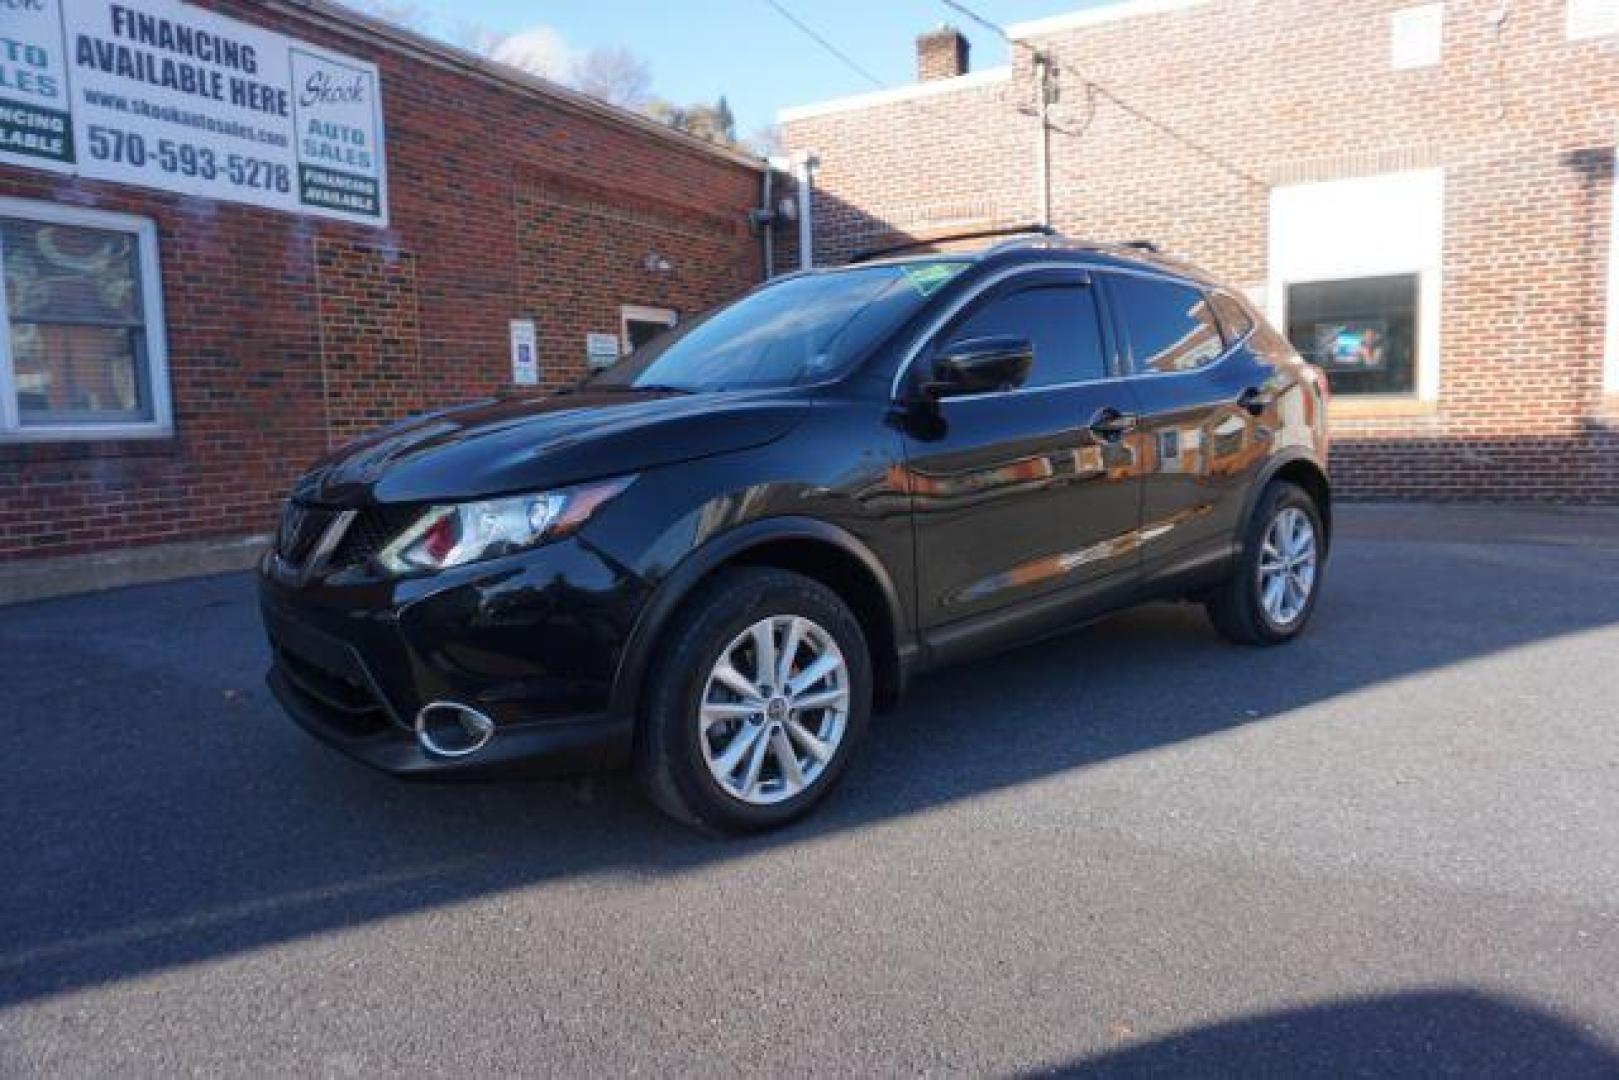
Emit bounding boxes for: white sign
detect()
[0,0,389,226]
[510,319,537,386]
[0,0,73,174]
[586,332,620,370]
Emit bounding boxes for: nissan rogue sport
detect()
[260,233,1331,833]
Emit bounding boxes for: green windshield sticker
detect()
[901,261,967,297]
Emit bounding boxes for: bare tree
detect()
[646,96,739,148]
[746,124,783,158]
[486,26,578,83]
[573,48,654,111]
[351,4,745,147]
[449,19,503,56]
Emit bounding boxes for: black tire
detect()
[634,567,872,834]
[1205,480,1326,645]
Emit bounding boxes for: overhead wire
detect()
[762,0,887,90]
[939,0,1270,189]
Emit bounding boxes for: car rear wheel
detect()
[635,567,871,833]
[1205,480,1325,645]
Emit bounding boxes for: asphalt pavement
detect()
[2,504,1618,1076]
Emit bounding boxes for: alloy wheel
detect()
[1257,506,1318,627]
[698,614,850,806]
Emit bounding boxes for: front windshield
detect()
[585,261,968,393]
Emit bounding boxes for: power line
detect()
[939,0,1009,42]
[1084,82,1268,189]
[763,0,886,90]
[763,0,982,140]
[935,0,1269,190]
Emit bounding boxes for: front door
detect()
[898,270,1146,651]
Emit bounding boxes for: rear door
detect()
[900,269,1146,645]
[1101,273,1275,582]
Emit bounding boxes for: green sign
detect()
[901,261,968,297]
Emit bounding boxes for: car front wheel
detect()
[1205,480,1325,645]
[635,567,871,833]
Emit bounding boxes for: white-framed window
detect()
[1567,0,1619,40]
[620,304,678,354]
[1268,169,1445,401]
[1391,4,1444,69]
[0,199,171,441]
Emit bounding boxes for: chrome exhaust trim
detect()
[414,701,496,758]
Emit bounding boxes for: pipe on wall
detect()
[794,151,817,271]
[759,163,775,279]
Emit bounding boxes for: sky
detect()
[385,1,1108,139]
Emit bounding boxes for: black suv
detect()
[260,235,1330,832]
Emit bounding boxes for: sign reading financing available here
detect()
[0,0,388,226]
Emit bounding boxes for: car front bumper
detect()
[257,538,648,779]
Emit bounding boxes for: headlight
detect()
[377,476,635,574]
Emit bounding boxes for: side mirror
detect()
[924,336,1034,399]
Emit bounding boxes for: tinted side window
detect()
[1111,275,1225,375]
[1208,289,1256,345]
[942,283,1106,388]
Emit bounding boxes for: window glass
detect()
[624,320,666,350]
[942,283,1106,387]
[2,217,153,426]
[1208,289,1256,345]
[586,262,967,392]
[620,305,678,355]
[1286,274,1417,395]
[1112,275,1225,375]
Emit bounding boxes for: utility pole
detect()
[1034,51,1053,228]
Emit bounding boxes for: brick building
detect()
[779,0,1619,502]
[0,0,775,599]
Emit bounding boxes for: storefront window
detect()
[0,202,169,439]
[1286,274,1418,396]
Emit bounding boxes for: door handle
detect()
[1238,386,1273,416]
[1088,406,1138,442]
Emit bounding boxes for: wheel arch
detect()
[610,518,913,725]
[1244,451,1332,549]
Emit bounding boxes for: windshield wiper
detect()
[591,383,694,394]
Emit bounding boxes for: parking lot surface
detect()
[3,505,1618,1076]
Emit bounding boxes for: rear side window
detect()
[1111,275,1226,375]
[942,283,1107,388]
[1208,289,1256,345]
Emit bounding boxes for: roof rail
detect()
[1121,240,1161,254]
[849,223,1057,264]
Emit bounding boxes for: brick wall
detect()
[514,171,760,391]
[782,0,1619,502]
[0,0,768,563]
[315,239,423,445]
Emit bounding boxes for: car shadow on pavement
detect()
[1024,989,1619,1077]
[3,507,1619,1008]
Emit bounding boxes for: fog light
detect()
[414,702,496,758]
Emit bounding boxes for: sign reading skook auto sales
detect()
[0,0,389,226]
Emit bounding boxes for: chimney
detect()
[916,25,970,82]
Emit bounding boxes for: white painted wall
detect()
[1268,169,1446,401]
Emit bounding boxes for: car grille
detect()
[331,505,421,569]
[276,502,419,572]
[276,502,344,567]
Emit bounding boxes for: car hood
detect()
[292,388,809,505]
